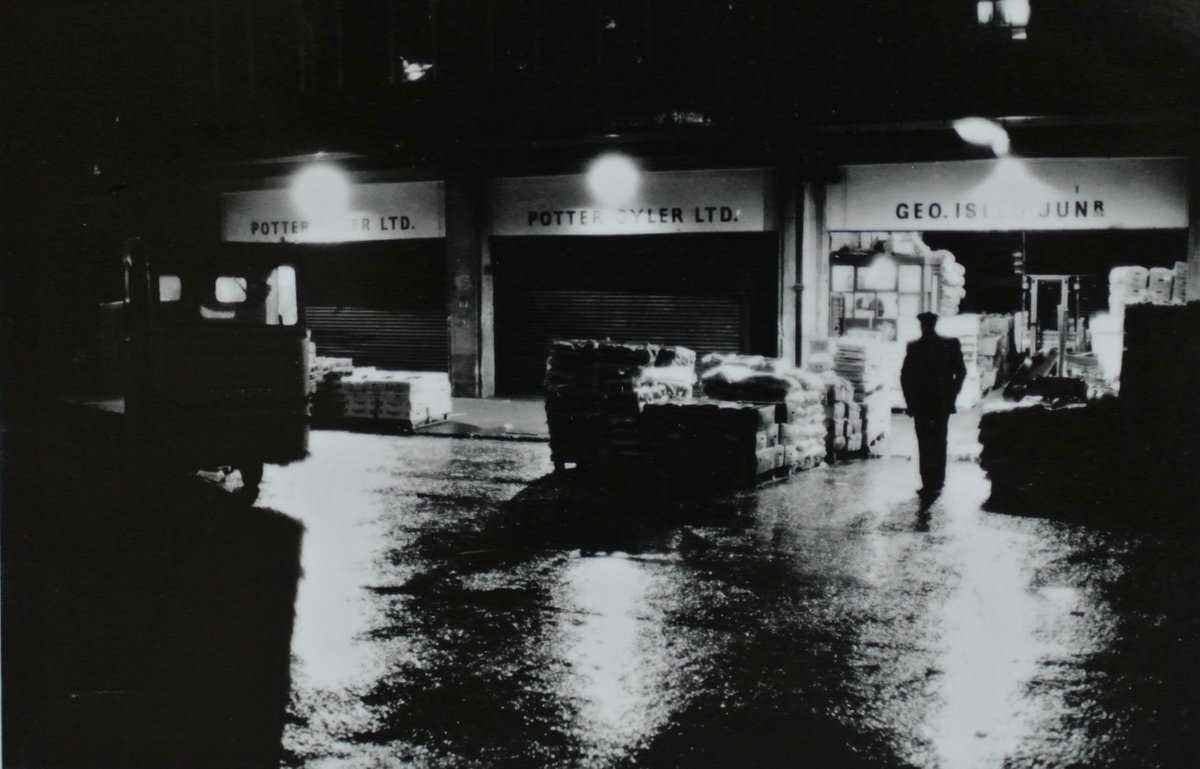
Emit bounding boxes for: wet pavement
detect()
[260,418,1200,769]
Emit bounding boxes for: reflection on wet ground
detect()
[262,424,1200,769]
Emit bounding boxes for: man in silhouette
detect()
[901,312,967,499]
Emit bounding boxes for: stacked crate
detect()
[544,340,696,468]
[834,339,892,451]
[833,340,872,447]
[642,400,783,486]
[333,369,452,427]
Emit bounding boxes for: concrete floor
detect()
[255,413,1200,769]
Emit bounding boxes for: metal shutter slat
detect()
[306,306,448,371]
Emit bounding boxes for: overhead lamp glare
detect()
[953,117,1011,158]
[586,153,641,207]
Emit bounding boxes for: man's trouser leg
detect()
[915,415,949,490]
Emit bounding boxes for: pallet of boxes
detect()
[309,354,452,431]
[543,340,697,471]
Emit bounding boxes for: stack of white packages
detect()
[1109,266,1149,312]
[337,369,452,425]
[938,251,966,316]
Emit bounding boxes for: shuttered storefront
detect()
[302,243,448,372]
[493,233,778,395]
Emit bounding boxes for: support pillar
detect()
[799,181,829,366]
[778,178,799,365]
[444,177,486,397]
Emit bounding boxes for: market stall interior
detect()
[824,228,1189,416]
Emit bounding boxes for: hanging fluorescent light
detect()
[952,117,1011,157]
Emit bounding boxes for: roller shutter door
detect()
[305,306,448,371]
[302,244,448,372]
[496,289,746,395]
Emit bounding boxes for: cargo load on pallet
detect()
[832,339,892,449]
[642,400,785,486]
[309,356,354,392]
[697,354,828,470]
[544,339,697,468]
[314,367,452,427]
[979,398,1137,515]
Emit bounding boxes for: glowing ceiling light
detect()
[290,162,352,221]
[952,117,1010,157]
[586,153,641,207]
[997,0,1031,28]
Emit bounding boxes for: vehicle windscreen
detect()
[156,264,299,326]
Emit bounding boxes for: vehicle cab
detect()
[122,238,310,498]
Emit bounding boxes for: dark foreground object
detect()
[2,402,303,769]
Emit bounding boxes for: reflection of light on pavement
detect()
[258,432,394,714]
[922,473,1082,769]
[554,555,675,761]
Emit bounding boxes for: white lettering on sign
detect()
[222,181,445,242]
[827,157,1187,232]
[491,168,774,236]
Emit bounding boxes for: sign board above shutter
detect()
[827,157,1187,232]
[490,168,776,236]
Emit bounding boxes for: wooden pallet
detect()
[311,413,450,434]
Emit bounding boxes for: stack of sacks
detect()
[777,374,829,469]
[979,398,1126,516]
[335,369,452,425]
[642,400,783,486]
[544,339,696,467]
[937,251,967,316]
[1146,267,1175,305]
[697,355,828,470]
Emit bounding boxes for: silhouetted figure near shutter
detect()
[901,312,967,500]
